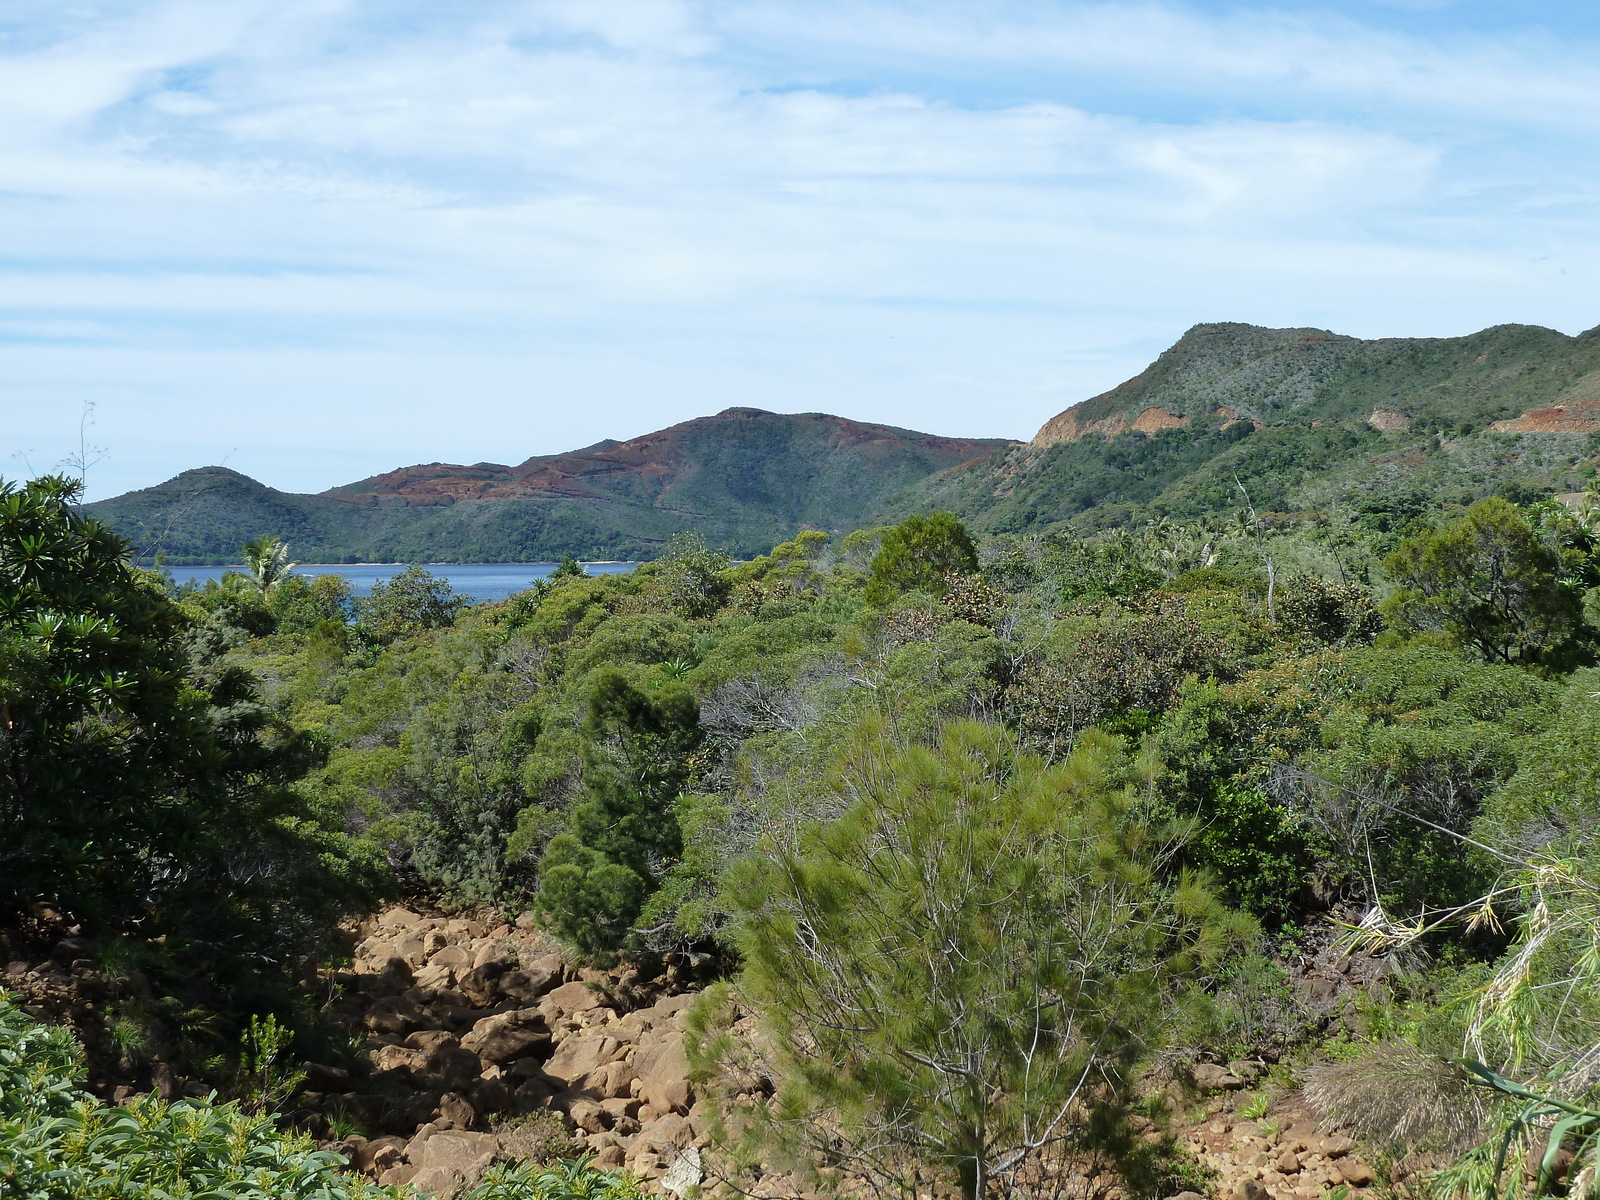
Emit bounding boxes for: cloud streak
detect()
[2,1,1598,498]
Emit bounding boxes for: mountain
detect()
[891,321,1600,533]
[85,409,1010,563]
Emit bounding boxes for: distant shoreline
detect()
[140,560,641,569]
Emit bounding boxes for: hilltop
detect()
[84,321,1600,561]
[85,408,1009,562]
[892,320,1600,532]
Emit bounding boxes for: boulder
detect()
[412,1128,497,1175]
[457,963,507,1008]
[634,1037,694,1113]
[428,945,472,972]
[1191,1062,1244,1091]
[544,1034,624,1090]
[498,967,559,1005]
[461,1011,551,1065]
[1339,1161,1377,1187]
[661,1148,704,1199]
[379,906,424,929]
[371,1045,427,1075]
[544,980,607,1015]
[365,994,429,1036]
[1231,1179,1269,1200]
[405,1030,460,1055]
[468,1077,511,1117]
[435,1091,476,1130]
[423,1045,486,1094]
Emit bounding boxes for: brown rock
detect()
[544,980,607,1015]
[435,1091,477,1130]
[499,967,559,1005]
[414,962,456,992]
[461,1011,551,1064]
[410,1166,462,1195]
[457,963,508,1007]
[512,1077,554,1114]
[1340,1161,1376,1187]
[634,1038,694,1113]
[1277,1149,1301,1174]
[405,1030,460,1055]
[471,942,515,971]
[424,1045,487,1094]
[599,1059,636,1099]
[1231,1179,1270,1200]
[378,1165,419,1187]
[1321,1134,1356,1159]
[544,1034,624,1089]
[371,1044,427,1074]
[569,1097,612,1134]
[595,1140,626,1169]
[1192,1062,1245,1091]
[415,1128,497,1173]
[469,1077,511,1117]
[365,994,429,1036]
[429,945,472,972]
[515,910,541,931]
[380,906,424,928]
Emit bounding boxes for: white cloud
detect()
[2,1,1598,499]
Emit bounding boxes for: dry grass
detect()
[1303,1042,1491,1153]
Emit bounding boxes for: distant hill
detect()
[890,321,1600,534]
[86,322,1600,563]
[85,409,1010,563]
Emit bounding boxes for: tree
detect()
[535,670,702,959]
[0,476,382,965]
[1383,497,1584,665]
[657,531,731,619]
[240,534,296,599]
[698,719,1251,1200]
[357,565,469,643]
[866,511,978,605]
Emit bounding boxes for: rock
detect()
[512,1077,554,1114]
[378,1165,419,1187]
[498,967,558,1005]
[352,1136,407,1173]
[462,1011,552,1065]
[595,1140,627,1169]
[405,1030,460,1055]
[1277,1149,1301,1174]
[457,963,507,1007]
[429,945,472,972]
[424,1046,486,1094]
[1231,1179,1270,1200]
[1228,1059,1267,1084]
[468,1077,511,1117]
[544,980,607,1015]
[1192,1062,1245,1091]
[515,911,541,931]
[634,1037,694,1113]
[544,1034,624,1090]
[365,994,429,1036]
[569,1097,612,1134]
[661,1147,704,1198]
[471,942,515,971]
[1320,1134,1355,1159]
[1340,1161,1377,1187]
[413,1128,497,1174]
[380,906,424,929]
[435,1091,477,1130]
[392,931,429,966]
[372,1045,427,1074]
[447,919,487,941]
[414,962,456,992]
[1166,1192,1206,1200]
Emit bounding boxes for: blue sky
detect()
[5,1,1600,499]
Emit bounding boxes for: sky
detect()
[5,1,1600,500]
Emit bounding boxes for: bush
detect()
[0,992,646,1199]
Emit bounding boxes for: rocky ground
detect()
[3,901,1433,1200]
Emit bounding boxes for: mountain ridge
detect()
[82,319,1600,563]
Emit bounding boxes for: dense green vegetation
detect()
[19,457,1600,1196]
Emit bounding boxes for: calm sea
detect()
[164,562,636,603]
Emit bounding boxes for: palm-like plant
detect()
[241,535,296,598]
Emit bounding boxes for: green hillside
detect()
[889,321,1600,533]
[84,409,1008,563]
